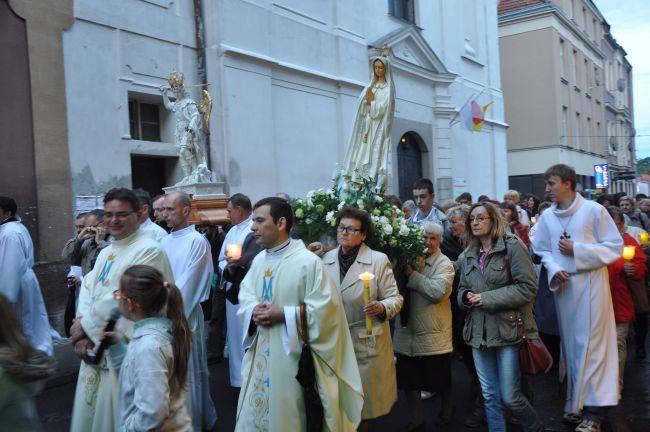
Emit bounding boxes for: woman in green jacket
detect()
[458,202,542,432]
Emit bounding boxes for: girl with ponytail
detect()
[107,265,193,431]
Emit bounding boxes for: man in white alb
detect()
[532,164,622,432]
[218,193,254,388]
[134,188,167,242]
[0,196,52,355]
[161,191,217,431]
[69,188,174,432]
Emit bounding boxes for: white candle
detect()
[226,244,242,260]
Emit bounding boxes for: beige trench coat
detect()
[322,243,403,419]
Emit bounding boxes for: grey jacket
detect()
[458,235,538,349]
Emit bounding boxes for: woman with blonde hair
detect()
[458,202,542,431]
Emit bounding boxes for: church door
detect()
[397,132,424,202]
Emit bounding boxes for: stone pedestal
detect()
[163,181,226,198]
[163,182,230,226]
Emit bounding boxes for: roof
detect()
[498,0,550,15]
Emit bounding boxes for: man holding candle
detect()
[605,206,646,398]
[532,164,622,432]
[161,191,217,430]
[217,193,254,389]
[236,197,363,431]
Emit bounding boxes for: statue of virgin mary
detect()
[341,56,395,192]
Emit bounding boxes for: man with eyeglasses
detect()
[69,187,174,432]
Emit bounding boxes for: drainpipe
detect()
[193,0,211,170]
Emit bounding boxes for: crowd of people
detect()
[0,162,647,432]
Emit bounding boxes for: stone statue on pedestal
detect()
[161,70,213,185]
[341,53,395,193]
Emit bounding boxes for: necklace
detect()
[556,213,574,239]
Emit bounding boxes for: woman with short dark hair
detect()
[321,208,403,431]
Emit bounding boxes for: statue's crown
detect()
[168,70,184,88]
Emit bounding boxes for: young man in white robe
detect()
[0,196,52,355]
[236,197,364,431]
[532,164,622,432]
[161,191,217,431]
[69,188,174,432]
[218,193,253,388]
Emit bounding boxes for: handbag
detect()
[295,304,324,432]
[516,313,553,374]
[503,237,553,374]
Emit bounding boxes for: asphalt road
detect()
[36,339,650,432]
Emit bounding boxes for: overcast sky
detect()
[593,0,650,159]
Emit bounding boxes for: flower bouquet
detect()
[290,174,426,265]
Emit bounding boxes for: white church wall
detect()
[63,0,199,202]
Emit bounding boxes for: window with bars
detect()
[388,0,415,24]
[128,99,161,142]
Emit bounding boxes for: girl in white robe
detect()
[108,265,193,432]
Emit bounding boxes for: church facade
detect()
[1,0,508,260]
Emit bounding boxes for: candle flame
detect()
[358,272,375,281]
[622,245,635,261]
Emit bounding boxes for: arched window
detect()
[397,131,425,201]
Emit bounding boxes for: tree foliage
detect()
[637,157,650,175]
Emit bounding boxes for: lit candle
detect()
[638,232,649,246]
[531,216,537,225]
[622,245,635,261]
[358,272,375,335]
[226,244,242,260]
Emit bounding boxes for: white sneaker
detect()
[575,419,601,432]
[420,391,434,399]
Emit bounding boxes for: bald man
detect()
[161,192,217,430]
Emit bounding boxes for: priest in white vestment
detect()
[161,191,217,431]
[236,197,363,431]
[0,197,52,355]
[532,165,622,428]
[69,188,174,432]
[134,188,168,242]
[218,193,254,387]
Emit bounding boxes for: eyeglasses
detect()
[104,211,133,220]
[469,216,491,224]
[112,290,141,309]
[337,225,363,234]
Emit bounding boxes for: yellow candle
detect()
[226,244,242,260]
[622,245,635,261]
[359,272,375,335]
[638,232,649,245]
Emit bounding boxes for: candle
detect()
[226,244,242,260]
[622,245,635,261]
[638,232,649,246]
[359,272,375,335]
[531,216,537,225]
